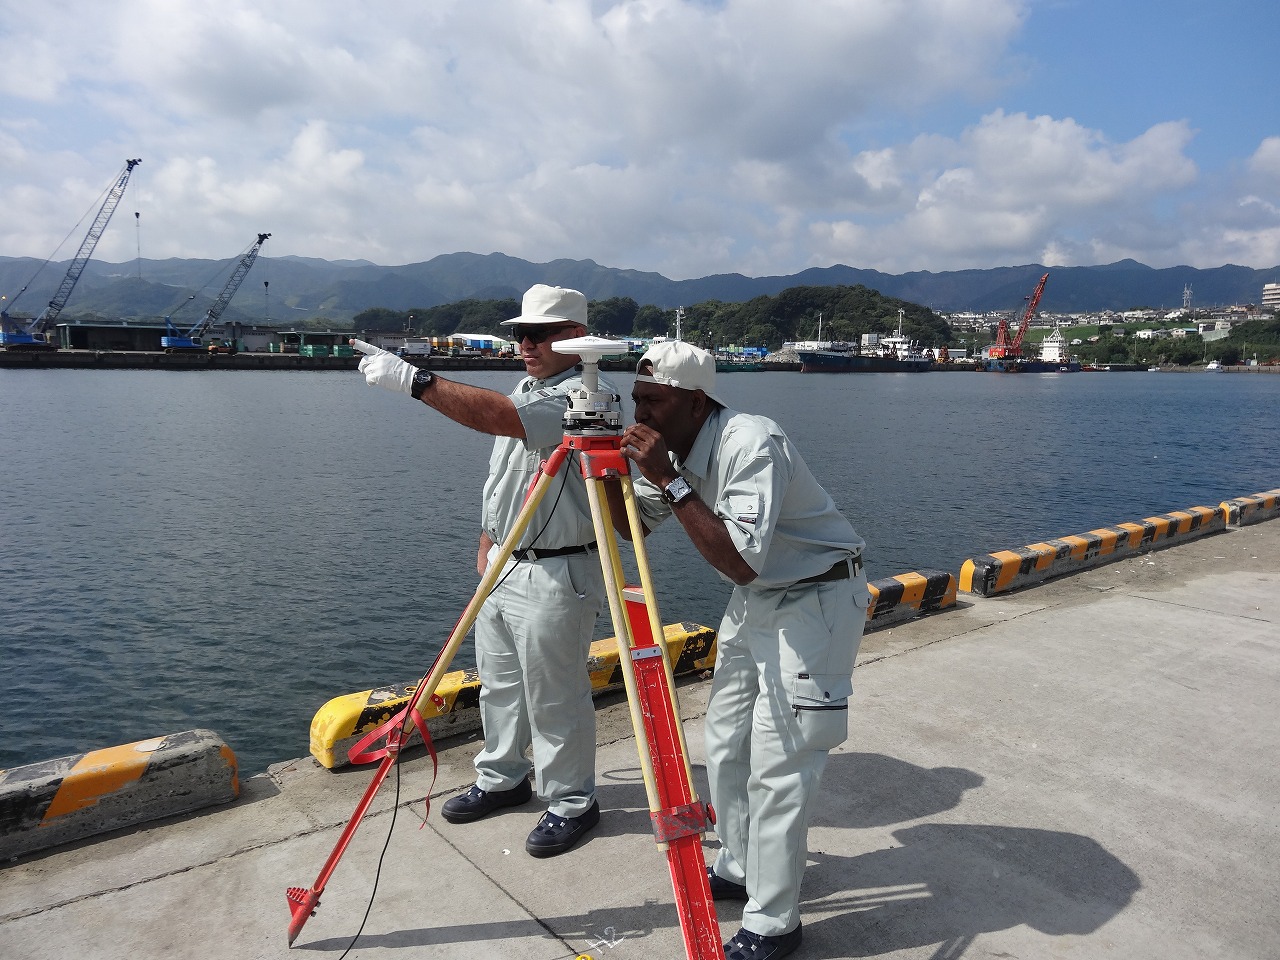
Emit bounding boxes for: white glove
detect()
[352,339,416,395]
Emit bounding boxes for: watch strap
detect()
[410,369,434,400]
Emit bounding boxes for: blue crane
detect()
[161,233,270,351]
[1,159,142,350]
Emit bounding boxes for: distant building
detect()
[1263,283,1280,311]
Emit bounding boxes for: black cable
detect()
[334,749,403,960]
[331,449,578,955]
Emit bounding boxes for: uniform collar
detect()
[674,404,727,481]
[522,364,581,391]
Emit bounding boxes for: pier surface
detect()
[2,521,1276,959]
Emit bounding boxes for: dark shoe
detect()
[707,866,749,901]
[723,924,802,960]
[440,779,532,824]
[524,800,600,857]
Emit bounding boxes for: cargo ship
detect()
[797,309,931,373]
[797,343,932,373]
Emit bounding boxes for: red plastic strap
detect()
[346,702,440,823]
[347,709,406,765]
[415,706,438,825]
[346,701,428,765]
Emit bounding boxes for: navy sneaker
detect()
[440,779,532,824]
[723,923,803,960]
[524,800,600,857]
[706,866,749,901]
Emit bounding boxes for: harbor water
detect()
[3,367,1276,776]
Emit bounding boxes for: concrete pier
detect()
[1,520,1276,960]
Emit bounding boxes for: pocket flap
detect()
[790,672,854,706]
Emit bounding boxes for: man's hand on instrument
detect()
[351,339,415,395]
[620,423,677,487]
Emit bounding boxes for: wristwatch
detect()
[410,369,435,400]
[663,475,694,505]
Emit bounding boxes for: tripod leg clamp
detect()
[650,800,714,843]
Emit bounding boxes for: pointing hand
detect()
[351,339,415,395]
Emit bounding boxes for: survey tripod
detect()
[286,336,722,958]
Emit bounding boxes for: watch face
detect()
[665,476,692,503]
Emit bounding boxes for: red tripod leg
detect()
[623,589,722,960]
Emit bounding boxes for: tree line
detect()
[350,286,1278,363]
[353,285,955,351]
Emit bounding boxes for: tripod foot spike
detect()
[286,886,321,946]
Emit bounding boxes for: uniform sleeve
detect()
[632,473,673,530]
[511,384,572,449]
[708,430,786,576]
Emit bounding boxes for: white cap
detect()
[635,340,725,406]
[501,284,588,326]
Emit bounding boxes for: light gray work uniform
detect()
[634,405,870,937]
[473,367,612,819]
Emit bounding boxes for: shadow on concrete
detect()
[814,752,985,829]
[303,753,1136,957]
[805,822,1141,957]
[296,901,673,954]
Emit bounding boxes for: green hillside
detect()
[355,284,953,351]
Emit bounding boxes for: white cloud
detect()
[0,0,1275,282]
[805,112,1203,271]
[1247,137,1280,180]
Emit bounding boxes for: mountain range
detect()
[2,251,1277,326]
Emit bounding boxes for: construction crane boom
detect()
[162,233,270,350]
[990,272,1049,360]
[1009,272,1048,355]
[190,232,271,339]
[1,158,141,350]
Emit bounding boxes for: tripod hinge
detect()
[650,800,714,843]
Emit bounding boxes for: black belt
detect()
[510,542,596,561]
[795,555,863,586]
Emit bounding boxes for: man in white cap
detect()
[610,340,869,960]
[351,284,611,857]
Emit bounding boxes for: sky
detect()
[1,0,1278,281]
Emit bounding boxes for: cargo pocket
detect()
[789,673,853,751]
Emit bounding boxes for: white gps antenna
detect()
[552,335,629,434]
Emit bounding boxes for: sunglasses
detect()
[513,325,576,344]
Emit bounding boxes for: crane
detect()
[161,233,270,351]
[988,272,1049,365]
[1,159,142,350]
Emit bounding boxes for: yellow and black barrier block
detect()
[1221,488,1280,527]
[959,505,1226,597]
[866,570,957,629]
[309,621,717,770]
[0,729,239,859]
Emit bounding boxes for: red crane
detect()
[989,272,1049,360]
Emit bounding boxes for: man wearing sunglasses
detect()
[351,284,611,858]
